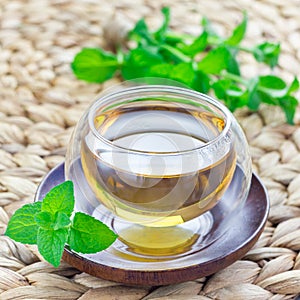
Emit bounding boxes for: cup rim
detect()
[88,85,232,156]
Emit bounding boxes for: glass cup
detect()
[65,84,252,258]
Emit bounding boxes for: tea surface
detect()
[81,102,236,227]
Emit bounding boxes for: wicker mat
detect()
[0,0,300,299]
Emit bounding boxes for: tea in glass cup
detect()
[65,85,252,257]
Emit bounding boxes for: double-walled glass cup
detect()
[65,85,252,258]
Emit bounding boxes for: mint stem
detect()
[221,70,249,85]
[164,31,194,43]
[160,44,192,63]
[235,45,255,54]
[165,31,224,47]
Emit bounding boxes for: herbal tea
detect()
[81,102,236,228]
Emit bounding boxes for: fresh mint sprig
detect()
[5,181,117,267]
[71,7,299,124]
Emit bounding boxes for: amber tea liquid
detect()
[81,102,236,255]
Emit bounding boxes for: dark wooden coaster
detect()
[36,162,269,286]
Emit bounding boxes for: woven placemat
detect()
[1,0,300,299]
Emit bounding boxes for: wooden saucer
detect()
[35,162,269,286]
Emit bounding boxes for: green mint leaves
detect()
[71,48,119,83]
[42,180,74,217]
[5,202,42,244]
[71,8,299,124]
[5,181,118,267]
[68,212,118,254]
[37,227,68,268]
[225,12,247,46]
[253,42,280,68]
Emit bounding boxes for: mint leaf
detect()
[35,211,54,230]
[212,79,231,100]
[35,211,71,231]
[37,228,68,267]
[129,19,157,46]
[192,70,210,93]
[54,212,71,230]
[5,202,42,244]
[258,75,287,98]
[259,75,286,90]
[212,79,247,111]
[179,31,208,57]
[148,63,173,80]
[288,77,300,94]
[279,95,298,125]
[68,212,117,254]
[248,90,262,110]
[226,48,240,75]
[225,12,247,46]
[149,62,195,86]
[121,47,163,79]
[257,90,279,105]
[154,7,170,42]
[202,16,220,40]
[71,48,118,83]
[226,87,248,111]
[253,42,280,68]
[166,63,195,86]
[246,77,260,110]
[198,46,230,74]
[42,181,74,217]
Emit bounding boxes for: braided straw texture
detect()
[0,0,300,299]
